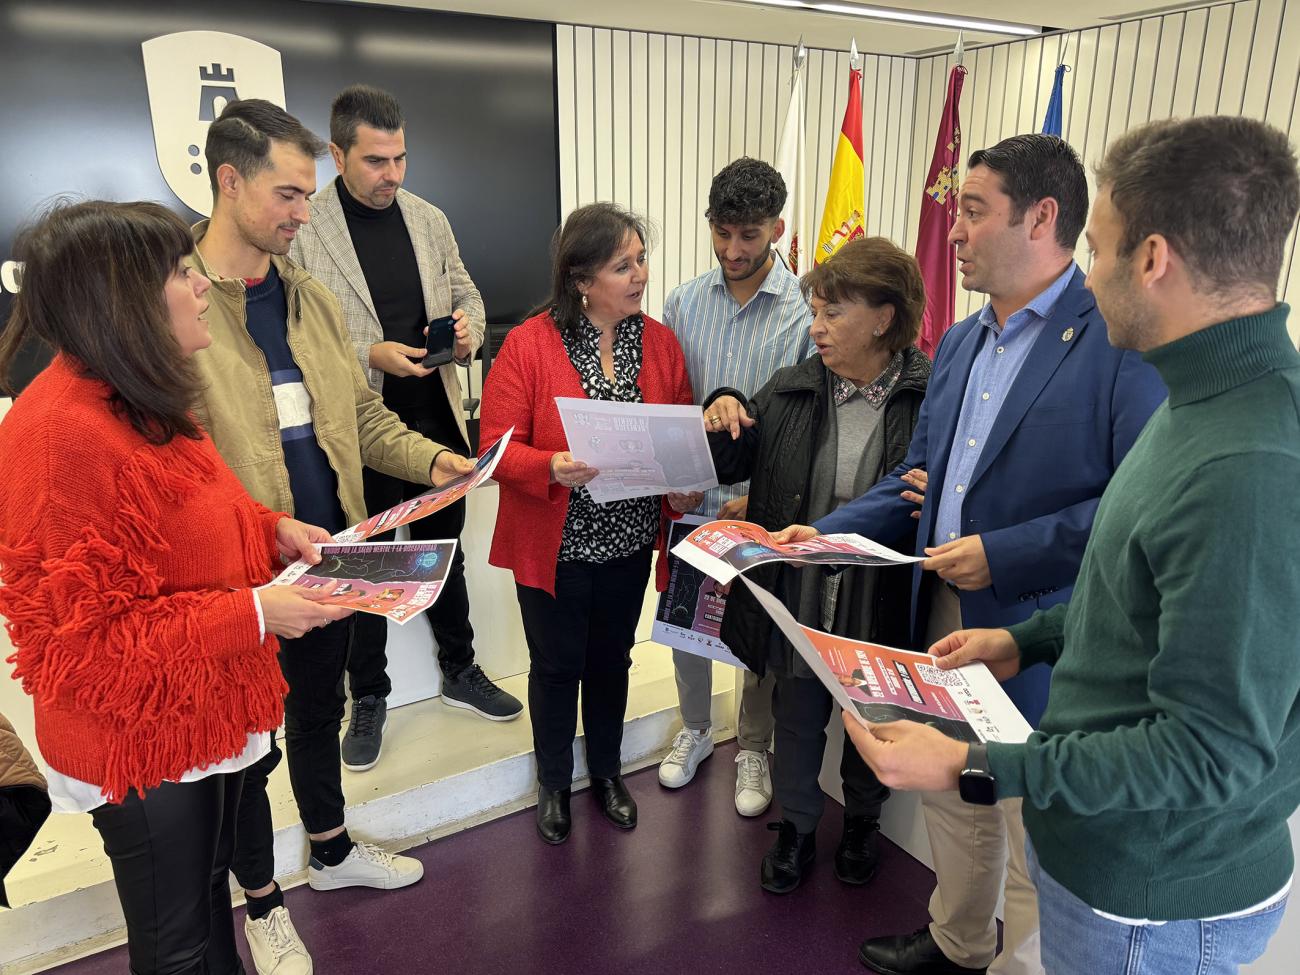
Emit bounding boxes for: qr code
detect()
[915,662,964,687]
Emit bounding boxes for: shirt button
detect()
[996,346,1005,354]
[727,352,733,358]
[967,438,976,447]
[955,484,964,493]
[982,392,990,401]
[948,532,957,540]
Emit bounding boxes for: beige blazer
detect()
[291,180,485,447]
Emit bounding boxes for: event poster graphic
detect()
[555,398,718,504]
[270,541,457,625]
[671,519,923,585]
[740,578,1032,744]
[333,428,513,543]
[652,515,747,669]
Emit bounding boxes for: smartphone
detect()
[421,314,457,368]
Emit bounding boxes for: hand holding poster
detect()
[332,428,513,543]
[671,519,923,585]
[268,541,458,625]
[740,577,1031,744]
[555,398,718,504]
[652,514,747,669]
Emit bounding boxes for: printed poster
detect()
[555,398,718,504]
[741,578,1032,744]
[652,514,747,669]
[269,541,457,625]
[672,519,923,585]
[333,428,513,543]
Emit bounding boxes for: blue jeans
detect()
[1028,843,1287,975]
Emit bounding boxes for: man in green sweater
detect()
[845,114,1300,975]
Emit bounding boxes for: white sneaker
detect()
[245,906,313,975]
[734,749,772,817]
[307,840,424,892]
[658,728,714,788]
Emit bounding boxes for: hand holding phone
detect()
[422,314,457,369]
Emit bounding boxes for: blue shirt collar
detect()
[977,263,1077,333]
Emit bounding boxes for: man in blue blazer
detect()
[777,136,1166,975]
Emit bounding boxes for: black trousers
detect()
[90,772,246,975]
[515,547,652,790]
[773,672,891,834]
[232,617,354,890]
[353,421,475,698]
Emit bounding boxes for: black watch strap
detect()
[958,742,998,806]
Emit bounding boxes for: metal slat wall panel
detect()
[556,25,918,319]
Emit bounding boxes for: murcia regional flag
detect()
[814,51,864,266]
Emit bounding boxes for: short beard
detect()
[719,244,772,281]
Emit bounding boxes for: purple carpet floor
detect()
[50,742,935,974]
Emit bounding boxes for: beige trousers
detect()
[920,584,1043,975]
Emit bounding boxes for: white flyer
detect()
[555,397,719,504]
[741,577,1032,744]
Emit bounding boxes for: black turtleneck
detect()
[337,176,436,422]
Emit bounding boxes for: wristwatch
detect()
[959,742,998,806]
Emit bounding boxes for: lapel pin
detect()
[1061,327,1075,342]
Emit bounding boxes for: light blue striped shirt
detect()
[933,264,1076,547]
[664,260,815,515]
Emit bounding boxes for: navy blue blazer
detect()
[815,267,1167,726]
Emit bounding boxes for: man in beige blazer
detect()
[291,85,522,776]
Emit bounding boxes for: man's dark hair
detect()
[1095,116,1299,296]
[0,200,203,444]
[967,134,1088,249]
[534,203,651,335]
[204,99,326,195]
[330,85,405,153]
[706,157,787,225]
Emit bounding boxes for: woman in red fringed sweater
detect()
[0,201,350,975]
[481,203,699,846]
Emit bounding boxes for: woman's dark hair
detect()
[0,199,204,444]
[533,203,650,334]
[800,236,927,354]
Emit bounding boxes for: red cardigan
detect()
[480,311,694,594]
[0,356,287,802]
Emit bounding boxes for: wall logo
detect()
[141,31,286,217]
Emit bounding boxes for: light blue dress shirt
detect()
[932,264,1077,547]
[663,260,815,515]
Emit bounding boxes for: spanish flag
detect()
[814,50,864,266]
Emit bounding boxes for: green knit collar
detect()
[1142,303,1298,407]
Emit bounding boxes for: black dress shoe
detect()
[590,775,637,829]
[536,785,571,845]
[835,814,881,885]
[759,819,816,894]
[858,926,987,975]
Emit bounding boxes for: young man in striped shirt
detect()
[657,157,814,819]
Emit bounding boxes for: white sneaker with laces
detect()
[658,728,714,788]
[245,906,313,975]
[734,749,772,817]
[307,840,424,891]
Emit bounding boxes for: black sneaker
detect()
[834,814,881,885]
[440,663,523,721]
[341,695,387,772]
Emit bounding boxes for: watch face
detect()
[959,772,998,806]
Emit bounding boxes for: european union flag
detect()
[1042,64,1069,137]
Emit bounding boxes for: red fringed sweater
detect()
[0,356,288,803]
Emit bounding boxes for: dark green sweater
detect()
[987,305,1300,920]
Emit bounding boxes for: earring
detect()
[872,328,883,336]
[581,293,589,311]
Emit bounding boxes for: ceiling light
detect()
[738,0,1043,37]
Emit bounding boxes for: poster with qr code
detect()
[740,578,1032,744]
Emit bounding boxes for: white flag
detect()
[774,46,809,275]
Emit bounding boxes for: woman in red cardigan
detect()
[481,203,698,845]
[0,201,350,974]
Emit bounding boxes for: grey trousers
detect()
[672,650,775,752]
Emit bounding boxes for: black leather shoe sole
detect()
[834,853,879,886]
